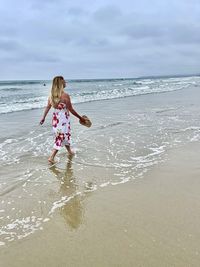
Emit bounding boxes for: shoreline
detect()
[0,84,198,139]
[0,81,197,118]
[1,83,200,266]
[1,141,200,266]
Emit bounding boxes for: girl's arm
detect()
[40,98,52,125]
[66,95,85,122]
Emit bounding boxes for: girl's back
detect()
[53,92,70,110]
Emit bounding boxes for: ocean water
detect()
[0,76,200,246]
[0,76,199,114]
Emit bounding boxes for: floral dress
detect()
[52,102,71,150]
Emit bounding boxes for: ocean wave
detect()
[0,76,199,114]
[0,86,188,114]
[69,78,132,83]
[0,102,46,114]
[0,87,24,92]
[0,80,47,86]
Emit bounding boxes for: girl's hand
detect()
[79,115,92,127]
[79,116,86,123]
[40,118,45,125]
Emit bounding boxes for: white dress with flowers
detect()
[52,102,71,150]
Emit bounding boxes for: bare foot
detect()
[48,157,57,164]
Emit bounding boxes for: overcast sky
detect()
[0,0,200,80]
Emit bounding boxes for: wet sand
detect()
[1,141,200,266]
[1,85,200,266]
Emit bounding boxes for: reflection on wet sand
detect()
[49,156,84,230]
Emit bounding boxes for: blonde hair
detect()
[50,76,65,108]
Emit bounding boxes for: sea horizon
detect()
[0,72,200,83]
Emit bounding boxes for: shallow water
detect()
[0,84,200,246]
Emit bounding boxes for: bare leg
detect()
[65,145,75,156]
[48,149,58,164]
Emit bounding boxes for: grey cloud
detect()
[20,51,61,63]
[121,24,166,40]
[93,5,122,22]
[30,0,61,10]
[168,24,200,44]
[0,39,21,52]
[67,7,89,17]
[1,48,62,64]
[1,0,200,79]
[0,26,17,38]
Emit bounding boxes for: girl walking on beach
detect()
[40,76,86,164]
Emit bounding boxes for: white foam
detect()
[180,126,200,132]
[43,218,50,223]
[99,182,110,187]
[111,177,130,185]
[190,134,200,142]
[0,215,48,245]
[49,192,81,215]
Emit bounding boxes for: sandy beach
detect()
[1,78,200,266]
[0,141,200,266]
